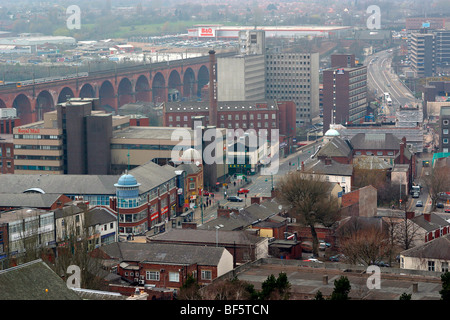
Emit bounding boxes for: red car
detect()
[238,188,249,194]
[445,208,450,213]
[202,190,210,196]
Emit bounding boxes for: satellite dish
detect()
[278,205,282,210]
[195,161,200,167]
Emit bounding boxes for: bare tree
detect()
[339,225,390,266]
[48,205,109,290]
[200,277,258,300]
[424,166,450,211]
[276,172,340,257]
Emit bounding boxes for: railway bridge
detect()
[0,54,223,125]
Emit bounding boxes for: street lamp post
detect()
[215,224,224,247]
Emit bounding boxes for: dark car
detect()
[329,254,345,262]
[436,203,444,208]
[374,261,390,267]
[227,196,243,202]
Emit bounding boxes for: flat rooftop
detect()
[112,126,194,140]
[194,25,352,31]
[231,259,442,300]
[441,106,450,116]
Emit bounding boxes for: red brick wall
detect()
[0,140,14,174]
[129,117,150,127]
[138,262,200,289]
[342,189,360,208]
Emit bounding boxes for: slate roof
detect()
[0,174,118,195]
[0,259,81,300]
[0,193,65,208]
[199,199,285,231]
[353,156,393,170]
[99,242,227,266]
[411,213,450,232]
[0,161,176,196]
[70,288,126,300]
[401,234,450,260]
[304,159,353,176]
[351,133,400,150]
[53,204,84,219]
[148,228,263,246]
[317,136,352,158]
[176,163,202,175]
[86,207,117,226]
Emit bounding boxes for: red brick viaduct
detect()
[0,55,214,125]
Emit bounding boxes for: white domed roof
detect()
[325,129,340,137]
[180,148,202,162]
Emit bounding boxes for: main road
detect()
[366,48,418,114]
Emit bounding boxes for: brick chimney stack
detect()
[423,213,431,222]
[208,50,218,127]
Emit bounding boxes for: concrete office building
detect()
[409,29,436,78]
[110,125,228,187]
[435,30,450,69]
[322,54,368,133]
[217,30,266,102]
[265,50,320,126]
[57,99,113,175]
[13,111,63,174]
[217,54,266,102]
[13,98,128,175]
[440,106,450,153]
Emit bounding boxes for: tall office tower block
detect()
[265,50,320,127]
[322,54,367,133]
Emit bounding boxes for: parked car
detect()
[436,203,444,208]
[412,192,419,198]
[445,208,450,213]
[329,254,345,262]
[227,196,243,202]
[202,190,210,196]
[238,188,249,194]
[304,258,323,263]
[373,261,390,267]
[319,240,331,250]
[416,200,423,207]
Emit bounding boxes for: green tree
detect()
[178,274,201,300]
[314,290,325,300]
[399,292,412,300]
[259,272,291,300]
[440,272,450,301]
[330,276,351,300]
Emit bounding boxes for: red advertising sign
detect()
[18,128,41,134]
[150,212,159,221]
[199,27,215,37]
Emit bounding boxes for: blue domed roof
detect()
[115,174,140,187]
